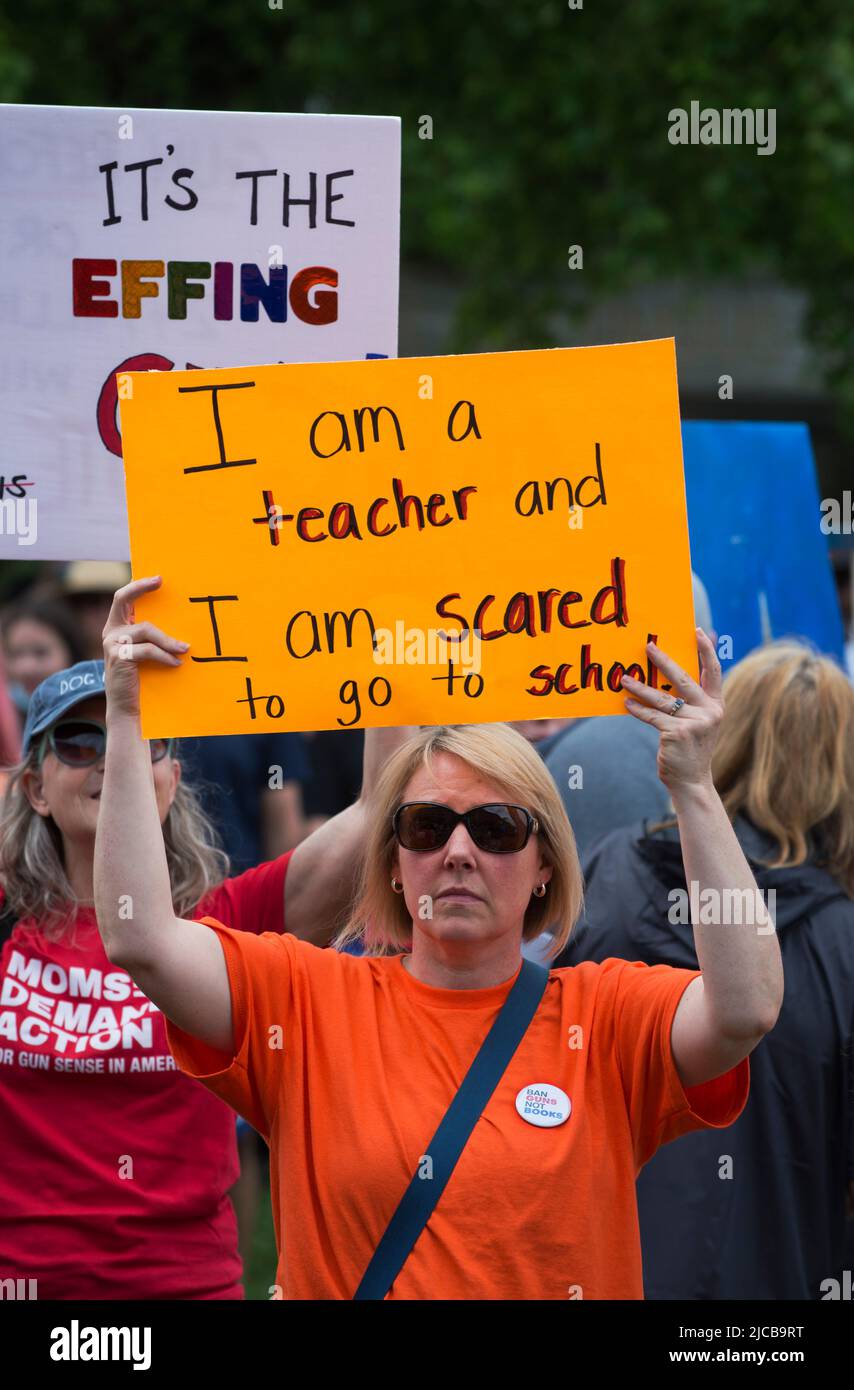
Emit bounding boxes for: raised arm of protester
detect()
[92,576,237,1050]
[620,630,784,1087]
[92,574,414,1048]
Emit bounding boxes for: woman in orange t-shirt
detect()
[93,575,783,1300]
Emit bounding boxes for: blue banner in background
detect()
[681,421,845,663]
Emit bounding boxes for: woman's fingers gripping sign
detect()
[620,628,724,791]
[102,576,191,720]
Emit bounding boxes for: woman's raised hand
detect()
[620,628,724,792]
[102,575,190,719]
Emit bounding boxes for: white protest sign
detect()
[0,103,400,560]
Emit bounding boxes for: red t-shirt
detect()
[0,852,293,1300]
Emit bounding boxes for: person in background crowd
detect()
[0,599,85,719]
[0,582,412,1298]
[61,560,131,660]
[301,728,365,834]
[0,665,20,787]
[179,733,309,871]
[556,640,854,1299]
[95,584,784,1299]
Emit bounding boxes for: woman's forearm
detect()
[673,775,784,1037]
[94,712,176,967]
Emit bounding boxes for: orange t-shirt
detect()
[166,922,750,1300]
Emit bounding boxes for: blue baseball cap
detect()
[22,660,107,757]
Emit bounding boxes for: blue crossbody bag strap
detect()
[353,957,550,1300]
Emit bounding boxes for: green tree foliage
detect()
[1,0,852,421]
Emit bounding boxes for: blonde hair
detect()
[0,744,230,940]
[335,723,583,957]
[709,640,854,895]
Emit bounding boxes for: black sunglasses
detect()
[393,802,539,854]
[39,719,173,768]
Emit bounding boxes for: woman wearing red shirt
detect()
[0,626,406,1298]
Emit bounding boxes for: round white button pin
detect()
[515,1082,571,1128]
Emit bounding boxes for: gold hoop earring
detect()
[532,883,547,898]
[391,877,404,894]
